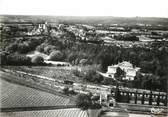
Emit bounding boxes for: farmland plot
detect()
[4,66,84,83]
[0,108,88,117]
[0,78,75,108]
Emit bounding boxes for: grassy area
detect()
[3,66,85,83]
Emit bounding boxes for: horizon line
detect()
[1,14,168,19]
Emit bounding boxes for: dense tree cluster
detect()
[82,69,104,84]
[1,27,168,92]
[49,50,64,61]
[71,42,167,92]
[0,52,32,65]
[73,68,122,86]
[76,94,101,110]
[4,37,44,54]
[1,25,29,37]
[114,34,139,41]
[76,94,92,110]
[31,56,44,65]
[0,52,45,66]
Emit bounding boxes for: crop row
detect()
[0,78,75,108]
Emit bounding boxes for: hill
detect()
[1,15,168,26]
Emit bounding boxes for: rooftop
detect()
[118,61,133,68]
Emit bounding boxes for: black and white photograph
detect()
[0,0,168,117]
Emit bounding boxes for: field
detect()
[0,108,88,117]
[0,78,75,108]
[3,66,85,83]
[3,66,167,96]
[0,107,155,117]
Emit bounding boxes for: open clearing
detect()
[4,66,84,83]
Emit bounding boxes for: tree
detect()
[31,56,44,65]
[115,85,121,102]
[133,73,143,89]
[115,34,139,41]
[156,92,160,106]
[114,67,126,80]
[141,92,145,104]
[72,68,83,77]
[63,87,69,94]
[49,50,64,61]
[36,43,46,53]
[67,53,77,63]
[0,51,9,65]
[17,43,29,53]
[44,45,56,54]
[134,90,138,104]
[5,43,18,53]
[101,78,115,85]
[149,91,153,105]
[164,94,167,106]
[83,69,104,83]
[6,54,31,65]
[76,94,92,110]
[126,92,130,103]
[79,59,88,65]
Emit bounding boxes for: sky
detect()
[0,0,168,18]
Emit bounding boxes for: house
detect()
[106,61,140,81]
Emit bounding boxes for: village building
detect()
[106,61,140,81]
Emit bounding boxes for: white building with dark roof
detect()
[107,61,140,81]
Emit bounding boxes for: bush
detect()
[115,34,139,41]
[76,94,92,110]
[6,54,31,65]
[5,43,18,53]
[49,50,64,61]
[0,51,9,65]
[63,87,69,94]
[36,44,45,52]
[44,45,56,54]
[83,69,104,83]
[68,89,76,95]
[67,53,77,63]
[90,103,102,109]
[114,67,126,80]
[101,78,115,85]
[31,56,44,65]
[79,59,88,65]
[17,43,29,53]
[72,69,83,77]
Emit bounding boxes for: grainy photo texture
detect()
[0,0,168,117]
